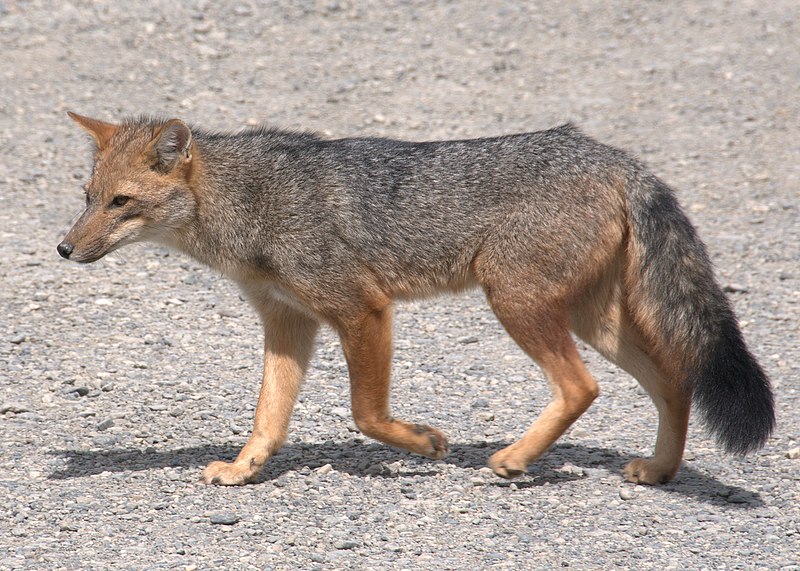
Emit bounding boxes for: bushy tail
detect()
[624,172,774,454]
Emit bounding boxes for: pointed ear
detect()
[149,119,193,173]
[67,111,118,150]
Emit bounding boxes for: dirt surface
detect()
[1,1,798,569]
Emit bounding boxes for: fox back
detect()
[62,115,629,306]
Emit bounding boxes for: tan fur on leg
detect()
[483,286,599,479]
[337,305,448,459]
[203,299,318,485]
[571,270,690,485]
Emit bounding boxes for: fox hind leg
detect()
[613,330,690,485]
[483,285,600,478]
[571,285,690,485]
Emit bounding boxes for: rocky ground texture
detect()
[1,1,798,569]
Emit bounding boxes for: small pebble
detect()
[560,464,585,476]
[59,521,79,532]
[209,513,240,525]
[722,283,748,293]
[384,543,403,552]
[64,387,90,397]
[1,402,30,414]
[619,487,636,501]
[331,407,349,418]
[316,463,334,475]
[570,427,589,438]
[95,418,114,431]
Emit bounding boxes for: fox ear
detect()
[67,111,118,150]
[150,119,192,173]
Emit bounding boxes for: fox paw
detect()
[412,424,449,459]
[488,450,527,479]
[623,458,676,485]
[202,460,260,486]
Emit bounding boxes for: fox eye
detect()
[110,195,131,208]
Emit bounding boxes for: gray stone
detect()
[0,402,30,414]
[209,513,240,525]
[95,418,114,431]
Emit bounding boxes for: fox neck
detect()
[171,139,277,282]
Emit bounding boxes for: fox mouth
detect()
[71,251,108,264]
[59,244,109,264]
[59,227,143,263]
[58,239,125,263]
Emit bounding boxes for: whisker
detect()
[55,207,85,234]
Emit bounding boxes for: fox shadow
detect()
[47,439,763,507]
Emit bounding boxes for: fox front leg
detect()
[338,305,449,459]
[203,300,318,485]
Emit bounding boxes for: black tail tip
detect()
[715,409,775,456]
[692,329,775,456]
[700,387,775,456]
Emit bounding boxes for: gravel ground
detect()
[1,1,798,569]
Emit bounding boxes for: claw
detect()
[623,458,676,485]
[202,460,257,486]
[488,449,527,479]
[494,465,525,479]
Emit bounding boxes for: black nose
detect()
[57,242,74,259]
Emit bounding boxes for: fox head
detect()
[58,113,197,263]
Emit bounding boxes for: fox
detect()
[58,112,775,486]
